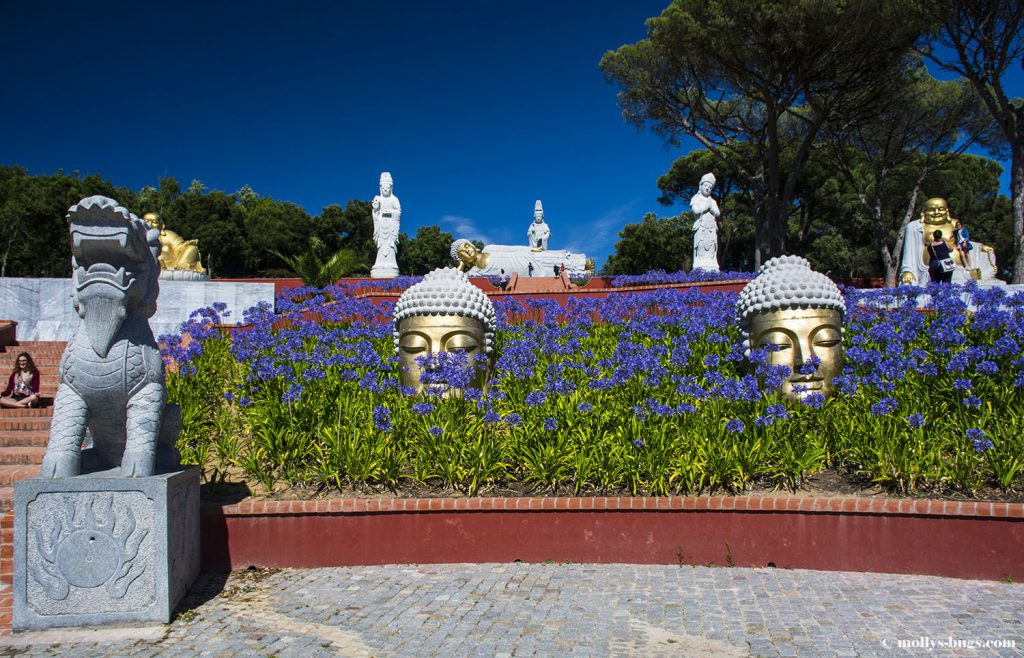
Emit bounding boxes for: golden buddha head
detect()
[736,256,846,402]
[392,267,497,396]
[450,239,480,269]
[142,212,164,231]
[922,197,951,226]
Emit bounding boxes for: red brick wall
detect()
[200,496,1024,582]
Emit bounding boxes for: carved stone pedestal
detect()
[12,467,200,630]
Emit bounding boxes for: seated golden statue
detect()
[899,198,996,284]
[736,256,846,402]
[142,213,206,273]
[391,268,497,397]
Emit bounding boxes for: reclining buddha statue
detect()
[898,198,999,285]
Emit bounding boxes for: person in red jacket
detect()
[1,352,40,408]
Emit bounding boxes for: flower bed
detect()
[610,269,756,287]
[161,282,1024,500]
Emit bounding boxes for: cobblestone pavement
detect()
[1,564,1022,657]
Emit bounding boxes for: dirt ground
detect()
[198,465,1023,505]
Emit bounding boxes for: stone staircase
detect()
[0,340,63,634]
[0,340,63,513]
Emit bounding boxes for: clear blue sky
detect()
[0,2,1017,270]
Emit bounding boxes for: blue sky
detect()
[1,2,1017,270]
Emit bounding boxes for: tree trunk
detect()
[1012,138,1024,284]
[868,173,897,289]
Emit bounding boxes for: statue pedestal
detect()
[12,467,200,630]
[371,265,400,279]
[158,270,209,282]
[692,258,720,273]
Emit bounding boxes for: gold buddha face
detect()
[456,242,479,267]
[142,212,164,231]
[923,198,950,226]
[749,308,843,402]
[397,315,492,396]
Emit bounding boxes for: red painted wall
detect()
[200,497,1024,581]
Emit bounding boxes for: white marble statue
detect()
[527,200,551,251]
[371,172,401,278]
[451,240,588,277]
[691,172,721,272]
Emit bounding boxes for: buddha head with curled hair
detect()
[735,256,846,402]
[392,267,497,396]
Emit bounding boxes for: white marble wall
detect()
[0,278,275,341]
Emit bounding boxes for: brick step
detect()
[0,447,46,466]
[0,417,51,430]
[0,431,48,447]
[0,407,52,418]
[0,466,39,486]
[0,432,48,448]
[8,341,67,350]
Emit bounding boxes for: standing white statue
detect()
[371,171,401,278]
[527,200,551,251]
[690,172,721,272]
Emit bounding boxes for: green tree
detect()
[398,225,455,275]
[241,198,313,276]
[920,0,1024,282]
[161,189,250,277]
[823,63,995,285]
[316,200,375,268]
[603,213,690,275]
[600,0,929,266]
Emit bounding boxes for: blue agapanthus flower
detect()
[966,428,992,451]
[801,393,826,408]
[411,402,435,416]
[870,397,898,416]
[905,413,925,429]
[524,390,547,407]
[372,405,392,432]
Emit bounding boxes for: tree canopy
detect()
[601,0,929,267]
[0,168,460,280]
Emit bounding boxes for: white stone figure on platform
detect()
[371,172,401,278]
[691,172,721,272]
[527,200,551,251]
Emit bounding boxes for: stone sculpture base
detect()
[371,264,400,279]
[692,259,720,273]
[158,270,209,281]
[12,467,200,630]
